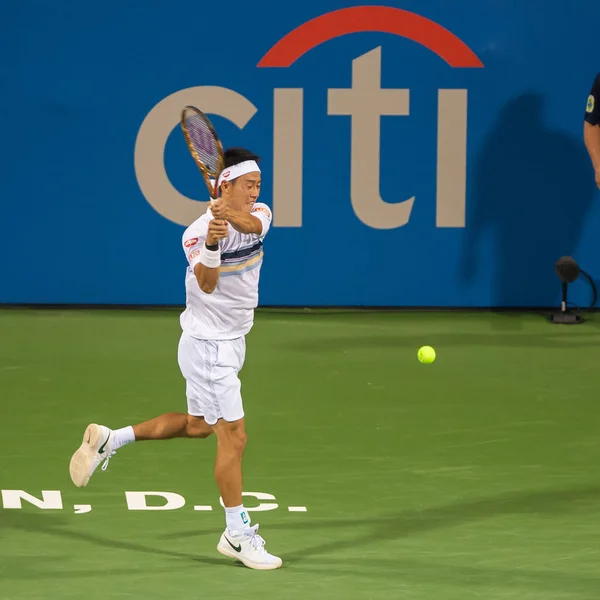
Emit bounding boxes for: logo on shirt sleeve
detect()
[184,237,199,248]
[587,95,595,113]
[189,249,201,260]
[252,206,271,219]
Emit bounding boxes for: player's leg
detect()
[69,333,215,488]
[68,414,213,488]
[213,419,281,570]
[212,338,282,570]
[132,413,213,440]
[212,416,247,519]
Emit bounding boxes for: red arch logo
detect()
[257,6,483,68]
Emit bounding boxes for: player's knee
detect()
[227,428,247,453]
[185,415,213,438]
[214,418,247,454]
[220,427,247,455]
[235,429,247,452]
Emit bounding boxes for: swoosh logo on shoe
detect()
[98,433,110,454]
[224,536,242,552]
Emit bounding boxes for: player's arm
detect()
[194,248,220,295]
[224,210,263,235]
[183,220,229,294]
[195,220,229,294]
[584,74,600,188]
[212,200,272,238]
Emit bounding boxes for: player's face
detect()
[226,172,261,212]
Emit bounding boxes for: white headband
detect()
[217,160,261,188]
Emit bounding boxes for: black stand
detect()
[548,281,584,324]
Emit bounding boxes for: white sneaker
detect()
[69,423,115,487]
[217,524,282,570]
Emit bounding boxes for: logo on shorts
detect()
[587,95,595,113]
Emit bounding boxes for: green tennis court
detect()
[1,308,600,599]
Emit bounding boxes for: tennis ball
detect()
[417,346,436,364]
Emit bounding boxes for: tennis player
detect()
[69,148,282,571]
[584,72,600,189]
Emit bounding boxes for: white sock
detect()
[112,426,135,451]
[225,505,251,533]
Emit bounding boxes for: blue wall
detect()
[2,0,599,307]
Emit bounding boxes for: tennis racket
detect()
[180,105,224,201]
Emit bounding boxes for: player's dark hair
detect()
[221,148,261,189]
[223,147,261,169]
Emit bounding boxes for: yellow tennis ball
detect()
[418,346,436,364]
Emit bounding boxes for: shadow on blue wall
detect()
[461,93,596,307]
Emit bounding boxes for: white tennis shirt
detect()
[179,203,272,340]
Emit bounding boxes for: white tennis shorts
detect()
[177,331,246,426]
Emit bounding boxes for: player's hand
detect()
[206,219,229,246]
[211,198,230,221]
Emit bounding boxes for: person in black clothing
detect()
[584,72,600,189]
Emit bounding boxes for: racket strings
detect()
[184,113,221,174]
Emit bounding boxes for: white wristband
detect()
[199,244,221,269]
